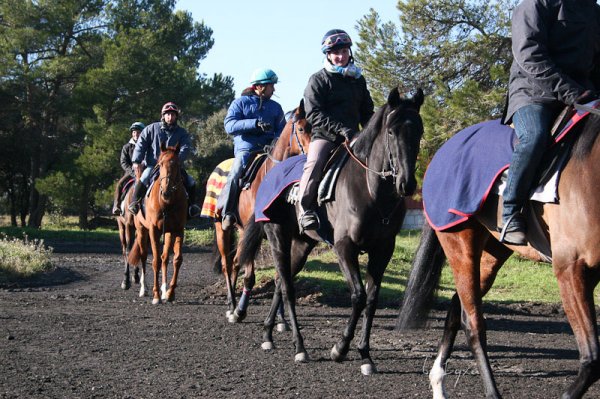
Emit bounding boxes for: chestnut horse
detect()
[397,113,600,398]
[116,181,143,293]
[128,143,187,305]
[239,87,424,374]
[212,100,312,323]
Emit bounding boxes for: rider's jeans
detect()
[218,150,252,214]
[502,103,557,223]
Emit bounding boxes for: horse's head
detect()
[380,87,424,196]
[157,141,183,201]
[276,99,312,159]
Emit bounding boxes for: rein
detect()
[265,119,307,163]
[343,127,398,179]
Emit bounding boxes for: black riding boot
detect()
[127,181,147,215]
[187,184,201,218]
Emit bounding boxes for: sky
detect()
[175,0,400,112]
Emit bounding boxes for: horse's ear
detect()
[298,99,305,117]
[160,141,167,152]
[388,86,401,107]
[413,88,425,109]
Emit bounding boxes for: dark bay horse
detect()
[116,181,143,293]
[128,143,187,304]
[239,87,424,374]
[212,100,312,323]
[397,114,600,398]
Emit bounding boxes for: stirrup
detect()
[188,204,201,218]
[299,211,319,232]
[222,212,237,231]
[498,213,527,246]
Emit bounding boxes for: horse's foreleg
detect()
[160,232,174,301]
[555,259,600,399]
[165,233,183,303]
[356,246,393,376]
[119,224,131,290]
[331,238,364,364]
[149,228,162,304]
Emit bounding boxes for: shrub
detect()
[0,234,54,281]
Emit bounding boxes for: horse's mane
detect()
[352,105,387,159]
[572,113,600,160]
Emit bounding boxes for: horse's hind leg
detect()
[555,259,600,399]
[436,226,505,399]
[264,223,311,363]
[231,236,255,323]
[118,222,131,290]
[262,276,284,350]
[216,226,238,320]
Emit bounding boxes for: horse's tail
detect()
[396,222,446,330]
[237,214,265,267]
[128,240,142,267]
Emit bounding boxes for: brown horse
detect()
[115,180,144,293]
[397,114,600,398]
[212,100,312,323]
[128,143,187,305]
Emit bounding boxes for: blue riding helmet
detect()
[129,122,145,131]
[321,29,352,54]
[250,68,279,85]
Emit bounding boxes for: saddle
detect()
[240,152,267,190]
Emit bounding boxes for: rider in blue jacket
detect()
[219,68,286,230]
[128,102,200,217]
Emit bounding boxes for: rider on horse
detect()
[112,121,145,215]
[499,0,600,245]
[219,68,286,231]
[297,29,374,231]
[128,102,201,218]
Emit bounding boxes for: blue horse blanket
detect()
[255,154,306,222]
[424,102,598,231]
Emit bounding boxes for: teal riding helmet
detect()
[129,122,145,131]
[250,68,279,85]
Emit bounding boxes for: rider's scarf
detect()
[323,58,362,79]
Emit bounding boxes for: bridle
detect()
[344,107,419,180]
[265,117,308,163]
[159,157,183,198]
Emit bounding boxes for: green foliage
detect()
[355,0,517,180]
[0,234,54,282]
[189,108,234,188]
[0,0,234,227]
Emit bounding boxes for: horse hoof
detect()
[139,289,145,298]
[330,345,342,362]
[233,309,246,322]
[152,298,161,305]
[261,342,274,351]
[227,313,237,323]
[360,364,377,375]
[276,322,290,332]
[226,310,233,318]
[121,281,130,290]
[294,352,309,363]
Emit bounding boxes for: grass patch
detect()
[0,234,54,282]
[254,230,562,306]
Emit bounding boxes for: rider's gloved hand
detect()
[256,121,272,132]
[341,129,356,142]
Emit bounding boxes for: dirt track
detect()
[1,243,600,398]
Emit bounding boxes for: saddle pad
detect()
[424,101,598,231]
[255,154,306,222]
[201,158,234,219]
